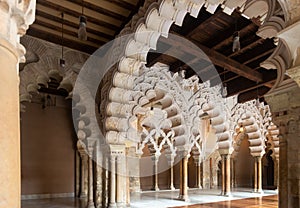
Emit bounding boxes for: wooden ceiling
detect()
[147,8,277,103]
[27,1,278,102]
[27,0,145,53]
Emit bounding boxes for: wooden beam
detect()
[34,16,108,44]
[212,23,257,50]
[36,4,116,36]
[37,0,120,30]
[238,87,270,103]
[107,0,137,11]
[71,0,128,20]
[36,10,114,40]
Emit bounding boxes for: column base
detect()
[178,195,190,202]
[116,202,126,208]
[152,187,160,191]
[253,190,264,194]
[86,201,96,208]
[80,193,87,199]
[220,192,232,197]
[170,186,176,191]
[108,202,117,208]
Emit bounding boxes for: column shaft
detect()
[257,157,263,193]
[0,40,21,208]
[109,155,116,208]
[116,156,125,207]
[170,162,175,190]
[254,157,258,192]
[225,155,231,195]
[179,156,189,201]
[80,155,87,198]
[87,154,95,208]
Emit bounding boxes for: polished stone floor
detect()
[22,188,278,208]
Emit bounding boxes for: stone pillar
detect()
[254,156,263,193]
[179,154,189,201]
[274,158,279,190]
[265,86,300,208]
[0,1,35,207]
[152,155,159,191]
[220,154,231,196]
[109,155,116,208]
[87,149,95,208]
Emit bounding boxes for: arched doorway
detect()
[234,136,254,189]
[262,149,275,189]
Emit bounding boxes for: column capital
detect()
[0,0,36,60]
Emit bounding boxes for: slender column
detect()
[80,153,87,198]
[225,155,231,196]
[274,158,279,190]
[75,151,80,197]
[232,159,237,188]
[196,163,202,189]
[170,161,175,190]
[254,157,258,192]
[116,155,126,207]
[87,150,95,208]
[109,155,116,208]
[102,155,109,207]
[152,155,159,191]
[95,151,103,208]
[221,154,231,196]
[179,155,189,201]
[221,155,225,195]
[257,156,263,193]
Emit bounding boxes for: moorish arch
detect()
[230,99,280,192]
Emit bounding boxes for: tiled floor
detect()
[171,195,278,208]
[22,189,278,208]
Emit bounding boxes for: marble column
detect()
[179,155,189,201]
[87,150,95,208]
[109,155,116,208]
[231,158,236,188]
[95,151,103,208]
[254,156,263,193]
[221,154,231,196]
[116,155,126,207]
[152,155,159,191]
[170,161,175,190]
[0,1,35,207]
[196,162,202,189]
[76,150,81,197]
[80,153,88,198]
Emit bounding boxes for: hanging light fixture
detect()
[256,81,260,108]
[222,68,228,98]
[232,19,240,52]
[78,0,87,41]
[60,12,66,68]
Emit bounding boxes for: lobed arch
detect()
[102,0,289,155]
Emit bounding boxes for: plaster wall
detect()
[20,97,76,196]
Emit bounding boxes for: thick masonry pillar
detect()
[265,86,300,208]
[221,154,231,196]
[109,155,116,208]
[87,149,95,208]
[0,1,35,207]
[179,154,189,201]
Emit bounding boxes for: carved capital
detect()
[286,65,300,87]
[0,0,36,60]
